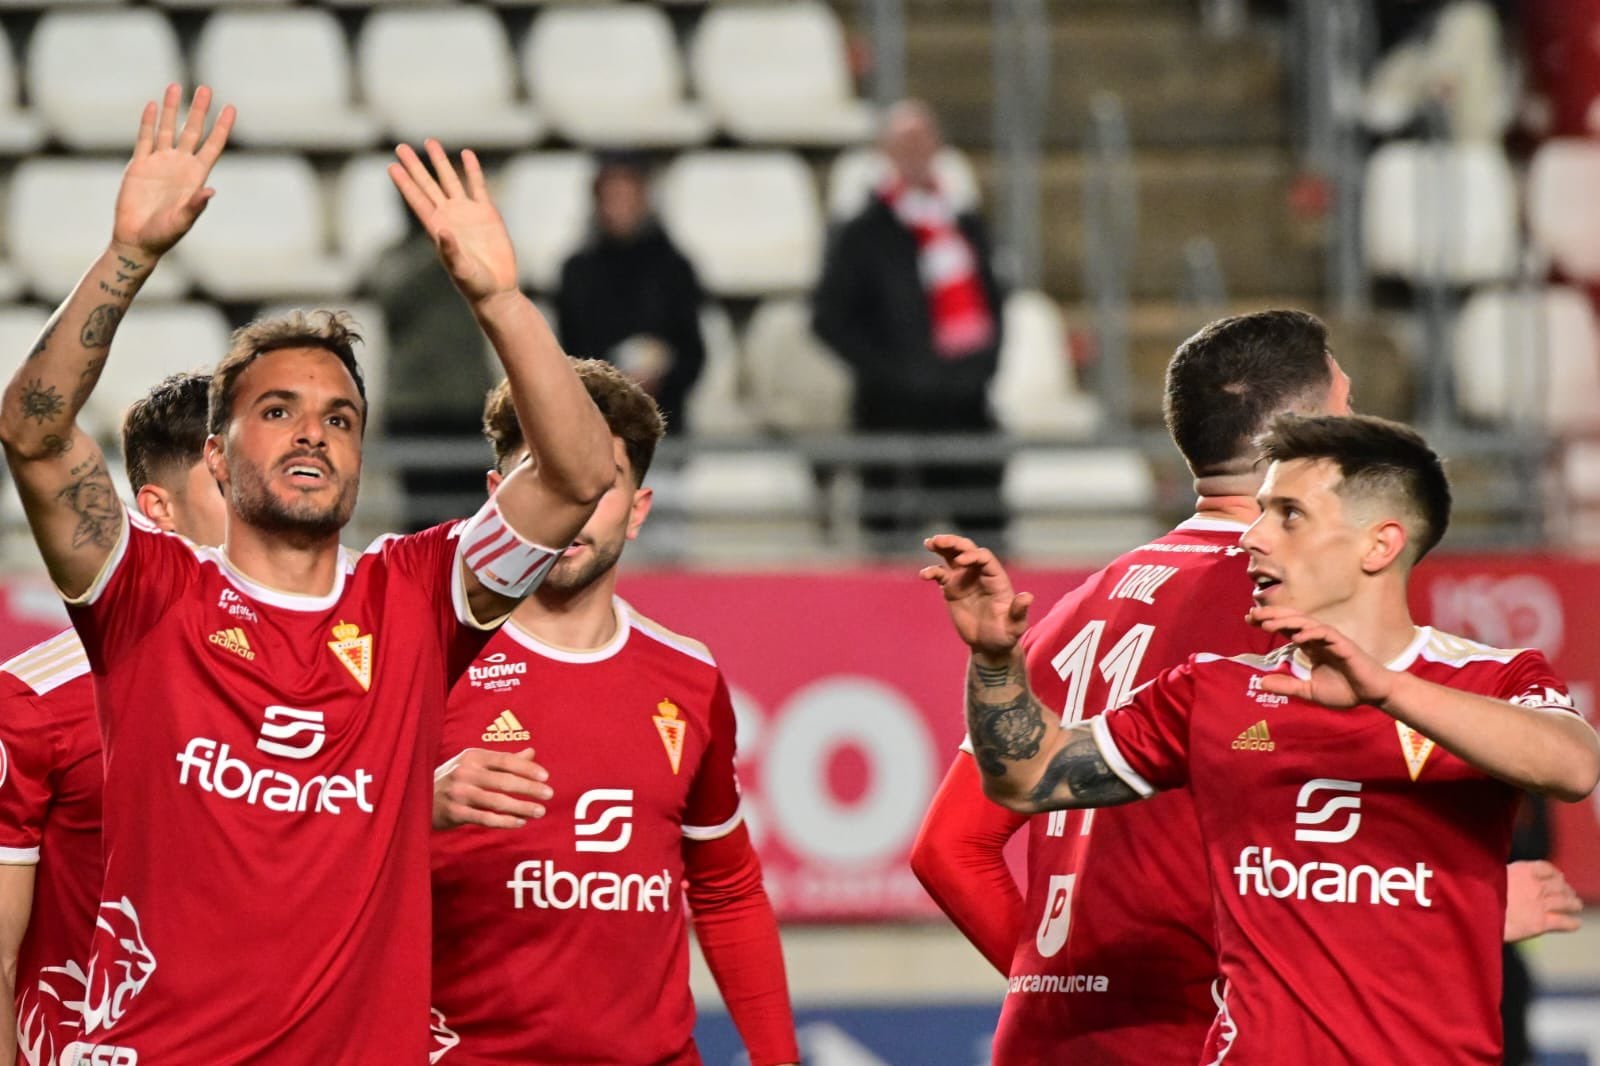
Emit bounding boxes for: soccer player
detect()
[910,311,1584,1062]
[0,372,222,1066]
[429,366,799,1066]
[0,84,615,1063]
[926,413,1600,1062]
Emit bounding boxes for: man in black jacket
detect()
[813,100,1006,548]
[557,155,706,436]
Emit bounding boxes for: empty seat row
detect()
[2,146,979,301]
[0,3,871,153]
[1363,137,1600,286]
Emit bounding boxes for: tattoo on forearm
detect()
[966,658,1047,779]
[26,320,58,362]
[974,661,1011,688]
[71,356,106,410]
[40,434,72,459]
[79,306,123,349]
[18,380,65,424]
[1028,728,1138,807]
[97,279,131,301]
[55,460,119,550]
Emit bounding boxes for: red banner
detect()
[2,559,1598,919]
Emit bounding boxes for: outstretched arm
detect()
[1250,607,1600,802]
[923,535,1141,813]
[0,85,232,598]
[390,142,615,620]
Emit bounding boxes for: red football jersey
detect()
[63,511,497,1064]
[1099,629,1574,1064]
[994,517,1277,1064]
[0,631,102,1065]
[431,598,743,1066]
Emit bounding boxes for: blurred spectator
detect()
[556,155,705,437]
[812,100,1006,548]
[1363,1,1514,140]
[369,216,493,530]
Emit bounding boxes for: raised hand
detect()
[1247,607,1397,708]
[390,140,517,304]
[113,84,234,260]
[921,534,1034,659]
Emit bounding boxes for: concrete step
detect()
[973,149,1324,303]
[901,13,1285,149]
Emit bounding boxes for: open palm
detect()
[390,141,517,303]
[113,84,234,259]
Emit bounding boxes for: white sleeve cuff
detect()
[0,845,41,865]
[682,804,744,842]
[1090,715,1157,798]
[457,497,562,602]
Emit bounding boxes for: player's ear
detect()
[1362,518,1408,574]
[204,433,227,489]
[486,468,503,496]
[136,483,176,532]
[626,486,652,541]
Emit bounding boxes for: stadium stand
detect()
[1362,139,1519,285]
[0,31,41,155]
[498,151,597,294]
[1529,139,1600,283]
[523,4,712,148]
[744,298,854,436]
[990,291,1101,442]
[27,9,183,151]
[358,6,544,149]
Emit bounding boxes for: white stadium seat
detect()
[335,154,410,282]
[358,8,543,149]
[0,263,21,304]
[826,146,980,221]
[689,0,874,145]
[497,152,595,293]
[524,5,711,148]
[194,10,378,150]
[0,30,44,154]
[28,10,183,150]
[658,151,823,296]
[1453,285,1600,433]
[685,304,761,438]
[743,298,852,434]
[991,291,1101,441]
[1362,140,1517,284]
[1528,139,1600,283]
[677,450,824,562]
[175,155,359,301]
[81,302,230,441]
[1003,448,1161,562]
[8,159,191,301]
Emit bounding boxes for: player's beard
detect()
[228,449,359,543]
[542,534,625,594]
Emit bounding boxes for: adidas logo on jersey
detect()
[482,710,531,743]
[1232,720,1275,752]
[208,627,256,662]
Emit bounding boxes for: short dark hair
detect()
[123,371,212,491]
[1256,413,1452,563]
[1164,310,1335,476]
[483,359,665,484]
[209,310,367,437]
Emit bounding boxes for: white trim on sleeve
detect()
[957,734,974,755]
[1089,714,1157,798]
[682,803,744,842]
[0,845,41,865]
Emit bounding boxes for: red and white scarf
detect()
[881,179,997,359]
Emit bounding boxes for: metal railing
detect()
[1081,92,1137,434]
[990,0,1051,291]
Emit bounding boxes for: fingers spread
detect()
[389,162,436,222]
[134,101,157,158]
[462,149,491,202]
[394,143,444,206]
[156,83,181,149]
[425,138,465,199]
[177,85,211,152]
[198,105,236,168]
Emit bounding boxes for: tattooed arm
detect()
[922,534,1140,814]
[0,85,231,598]
[965,649,1140,813]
